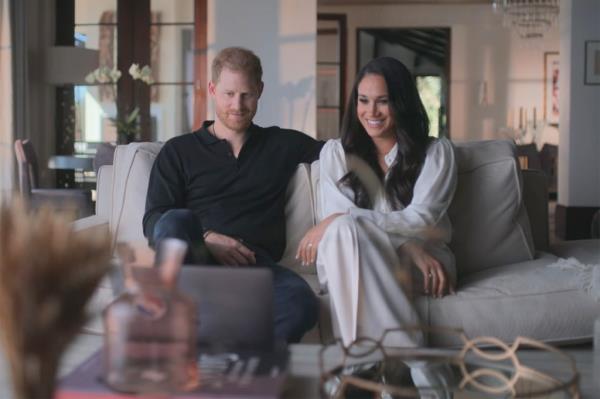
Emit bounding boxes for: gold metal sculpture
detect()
[319,325,580,398]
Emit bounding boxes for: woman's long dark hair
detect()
[339,57,432,209]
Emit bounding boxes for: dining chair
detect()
[516,143,542,171]
[14,139,94,218]
[93,142,116,174]
[539,143,558,198]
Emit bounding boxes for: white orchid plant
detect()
[85,64,154,143]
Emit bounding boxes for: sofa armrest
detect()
[280,163,316,273]
[95,164,113,220]
[522,169,549,251]
[72,215,109,236]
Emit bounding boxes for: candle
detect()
[524,108,528,129]
[519,107,523,129]
[533,107,537,129]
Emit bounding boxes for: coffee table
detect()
[286,343,597,398]
[0,334,596,398]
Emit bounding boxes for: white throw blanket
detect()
[547,257,600,302]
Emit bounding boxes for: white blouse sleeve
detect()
[318,139,357,219]
[347,138,457,239]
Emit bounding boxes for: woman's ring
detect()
[428,272,433,278]
[308,243,313,248]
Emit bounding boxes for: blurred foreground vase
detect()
[103,239,198,393]
[0,199,111,399]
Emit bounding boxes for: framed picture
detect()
[585,40,600,85]
[543,52,559,127]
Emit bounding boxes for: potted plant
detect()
[85,64,154,144]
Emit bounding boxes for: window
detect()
[74,0,118,144]
[68,0,201,150]
[316,14,346,140]
[0,0,12,195]
[150,0,194,141]
[416,75,442,138]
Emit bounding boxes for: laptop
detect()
[177,265,276,352]
[57,266,289,398]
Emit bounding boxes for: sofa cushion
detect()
[425,252,600,346]
[95,165,113,220]
[449,140,535,275]
[298,273,333,343]
[110,143,163,247]
[311,160,322,222]
[280,163,317,274]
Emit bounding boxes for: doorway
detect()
[357,28,451,138]
[316,14,346,140]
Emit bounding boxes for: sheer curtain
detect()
[0,0,12,197]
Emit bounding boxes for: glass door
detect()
[316,14,346,140]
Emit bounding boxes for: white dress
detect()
[316,137,457,347]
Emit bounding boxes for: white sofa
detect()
[75,140,600,346]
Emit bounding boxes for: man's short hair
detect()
[211,47,263,86]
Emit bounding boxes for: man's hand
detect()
[296,213,343,266]
[399,241,454,298]
[204,231,256,266]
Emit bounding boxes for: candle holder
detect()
[521,118,546,146]
[500,118,545,147]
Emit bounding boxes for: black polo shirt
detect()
[143,121,323,262]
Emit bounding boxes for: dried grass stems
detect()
[0,199,112,399]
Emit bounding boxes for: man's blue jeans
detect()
[151,209,319,344]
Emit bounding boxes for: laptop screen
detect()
[177,265,275,352]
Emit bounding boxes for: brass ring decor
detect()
[319,325,580,398]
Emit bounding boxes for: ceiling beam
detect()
[363,29,448,66]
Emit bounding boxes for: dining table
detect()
[47,155,95,171]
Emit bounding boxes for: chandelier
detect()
[493,0,560,39]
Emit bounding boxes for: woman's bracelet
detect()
[203,230,214,239]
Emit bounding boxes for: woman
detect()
[296,57,457,349]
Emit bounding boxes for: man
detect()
[143,47,323,343]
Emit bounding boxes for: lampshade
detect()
[45,46,99,85]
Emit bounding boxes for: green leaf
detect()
[126,107,140,124]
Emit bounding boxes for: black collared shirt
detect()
[143,121,323,261]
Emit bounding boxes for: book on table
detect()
[56,346,288,399]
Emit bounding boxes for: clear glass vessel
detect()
[103,239,198,393]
